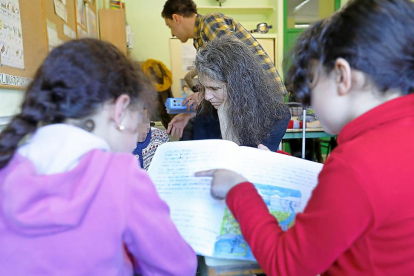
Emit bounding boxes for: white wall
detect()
[0,88,24,117]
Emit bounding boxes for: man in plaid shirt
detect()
[162,0,287,140]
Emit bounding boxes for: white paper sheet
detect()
[53,0,68,23]
[148,140,323,260]
[63,24,76,39]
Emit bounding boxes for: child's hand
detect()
[195,169,248,199]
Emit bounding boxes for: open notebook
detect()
[148,139,323,261]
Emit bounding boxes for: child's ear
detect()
[334,58,352,96]
[114,94,131,128]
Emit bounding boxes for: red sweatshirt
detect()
[226,93,414,276]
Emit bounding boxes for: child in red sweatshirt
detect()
[196,0,414,275]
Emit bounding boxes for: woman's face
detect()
[199,74,227,109]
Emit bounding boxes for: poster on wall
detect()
[0,0,24,69]
[46,19,59,52]
[181,44,196,71]
[75,0,86,28]
[86,6,97,38]
[63,24,76,39]
[53,0,68,23]
[77,24,88,39]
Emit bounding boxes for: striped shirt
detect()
[193,13,287,97]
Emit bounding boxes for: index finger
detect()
[194,169,217,177]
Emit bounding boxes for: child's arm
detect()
[123,161,197,276]
[225,161,373,276]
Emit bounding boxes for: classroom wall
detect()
[0,0,350,120]
[0,88,24,117]
[123,0,172,66]
[121,0,281,69]
[0,0,106,120]
[120,0,349,81]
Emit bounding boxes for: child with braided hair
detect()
[0,39,196,276]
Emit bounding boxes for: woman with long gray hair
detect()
[195,36,290,150]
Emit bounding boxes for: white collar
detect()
[18,124,110,175]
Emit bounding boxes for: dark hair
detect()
[0,38,155,169]
[285,0,414,105]
[161,0,197,19]
[196,36,286,147]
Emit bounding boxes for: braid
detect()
[0,38,155,169]
[0,70,57,168]
[0,117,35,168]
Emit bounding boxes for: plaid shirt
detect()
[193,13,287,97]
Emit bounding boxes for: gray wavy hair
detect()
[195,35,286,147]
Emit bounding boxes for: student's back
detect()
[0,39,196,276]
[0,146,189,275]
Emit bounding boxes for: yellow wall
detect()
[319,0,335,19]
[123,0,172,67]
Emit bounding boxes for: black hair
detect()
[161,0,197,19]
[0,38,155,169]
[285,0,414,105]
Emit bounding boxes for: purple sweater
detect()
[0,150,197,276]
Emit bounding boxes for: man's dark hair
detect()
[161,0,197,19]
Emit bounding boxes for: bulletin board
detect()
[0,0,48,88]
[44,0,77,46]
[74,0,98,39]
[0,0,98,90]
